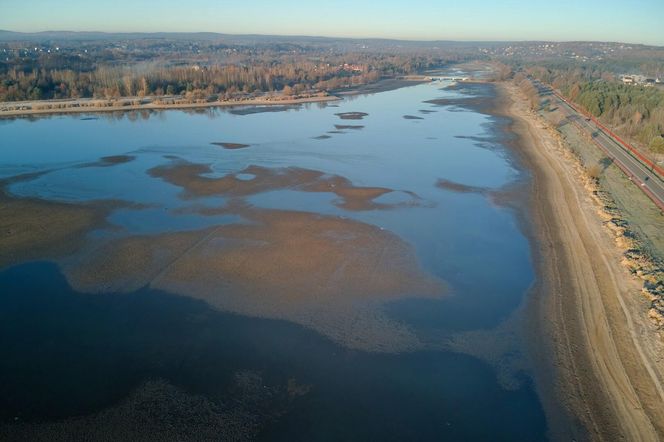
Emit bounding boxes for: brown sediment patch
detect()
[424,97,486,109]
[403,115,424,120]
[0,190,107,269]
[78,155,137,168]
[436,178,528,213]
[61,228,210,293]
[148,160,417,211]
[150,209,447,352]
[335,112,368,120]
[100,155,135,165]
[0,376,289,442]
[334,124,364,130]
[229,105,298,116]
[211,142,251,150]
[486,182,532,211]
[64,209,446,352]
[436,178,487,194]
[313,135,332,140]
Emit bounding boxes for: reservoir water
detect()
[0,77,548,440]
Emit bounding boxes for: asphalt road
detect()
[533,80,664,210]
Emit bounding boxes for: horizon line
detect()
[0,29,661,48]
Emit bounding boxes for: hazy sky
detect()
[2,0,663,45]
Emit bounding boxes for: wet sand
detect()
[63,208,446,352]
[0,188,107,269]
[499,82,664,441]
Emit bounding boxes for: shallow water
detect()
[0,78,547,440]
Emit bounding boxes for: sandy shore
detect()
[498,82,664,441]
[0,94,341,118]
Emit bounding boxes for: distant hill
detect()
[0,30,513,47]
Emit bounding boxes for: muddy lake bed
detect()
[0,74,548,440]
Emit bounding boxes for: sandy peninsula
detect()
[499,82,664,441]
[0,93,341,118]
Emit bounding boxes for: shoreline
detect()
[0,76,432,119]
[0,94,342,118]
[497,82,664,440]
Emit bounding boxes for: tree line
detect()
[0,53,451,103]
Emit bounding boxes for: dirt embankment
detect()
[499,82,664,441]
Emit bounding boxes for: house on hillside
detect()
[621,74,649,85]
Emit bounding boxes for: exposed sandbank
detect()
[0,95,340,118]
[148,159,420,211]
[0,186,107,269]
[436,178,487,194]
[62,208,447,352]
[211,142,251,150]
[334,112,368,120]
